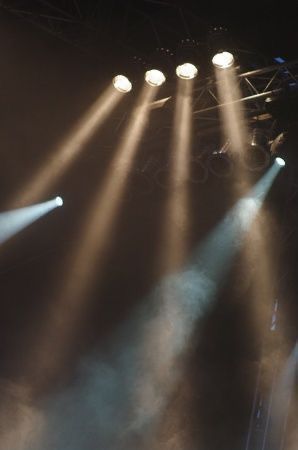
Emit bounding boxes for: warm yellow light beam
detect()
[161,79,194,273]
[215,67,248,160]
[131,79,195,444]
[129,158,281,446]
[8,85,123,208]
[216,65,287,421]
[61,84,156,299]
[23,84,158,389]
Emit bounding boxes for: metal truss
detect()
[193,59,298,129]
[2,1,298,142]
[0,0,209,58]
[0,0,102,54]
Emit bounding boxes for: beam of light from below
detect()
[9,84,123,208]
[13,165,282,450]
[22,84,158,391]
[0,196,63,245]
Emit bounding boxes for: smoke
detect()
[0,381,44,450]
[268,343,298,450]
[0,265,214,450]
[0,175,278,450]
[17,267,213,450]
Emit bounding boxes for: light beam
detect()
[0,196,63,245]
[215,66,248,164]
[176,63,198,80]
[10,164,282,450]
[161,78,194,272]
[22,84,158,390]
[8,84,123,208]
[128,161,283,445]
[269,343,298,450]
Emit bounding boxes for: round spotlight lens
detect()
[145,69,166,87]
[275,157,286,167]
[113,75,132,93]
[212,51,234,69]
[55,196,63,207]
[176,62,198,80]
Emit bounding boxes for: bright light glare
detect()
[212,51,234,69]
[275,157,285,167]
[0,197,62,245]
[161,80,193,271]
[55,196,63,206]
[176,63,198,80]
[113,75,132,93]
[145,69,166,87]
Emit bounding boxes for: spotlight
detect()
[275,157,286,167]
[145,69,166,87]
[176,62,198,80]
[113,75,132,93]
[208,27,235,69]
[212,51,234,69]
[243,128,271,172]
[55,196,64,206]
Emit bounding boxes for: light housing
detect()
[275,157,286,167]
[212,51,234,69]
[176,62,198,80]
[113,75,132,93]
[145,69,166,87]
[55,196,64,207]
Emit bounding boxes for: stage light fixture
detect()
[212,51,234,69]
[275,157,286,167]
[113,75,132,93]
[145,69,166,87]
[243,128,271,172]
[55,196,64,206]
[176,62,198,80]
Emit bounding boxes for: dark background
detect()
[0,2,297,449]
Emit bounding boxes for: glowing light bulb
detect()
[275,157,285,167]
[55,196,63,207]
[113,75,132,93]
[176,62,198,80]
[212,51,234,69]
[145,69,166,87]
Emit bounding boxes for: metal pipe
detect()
[193,88,283,115]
